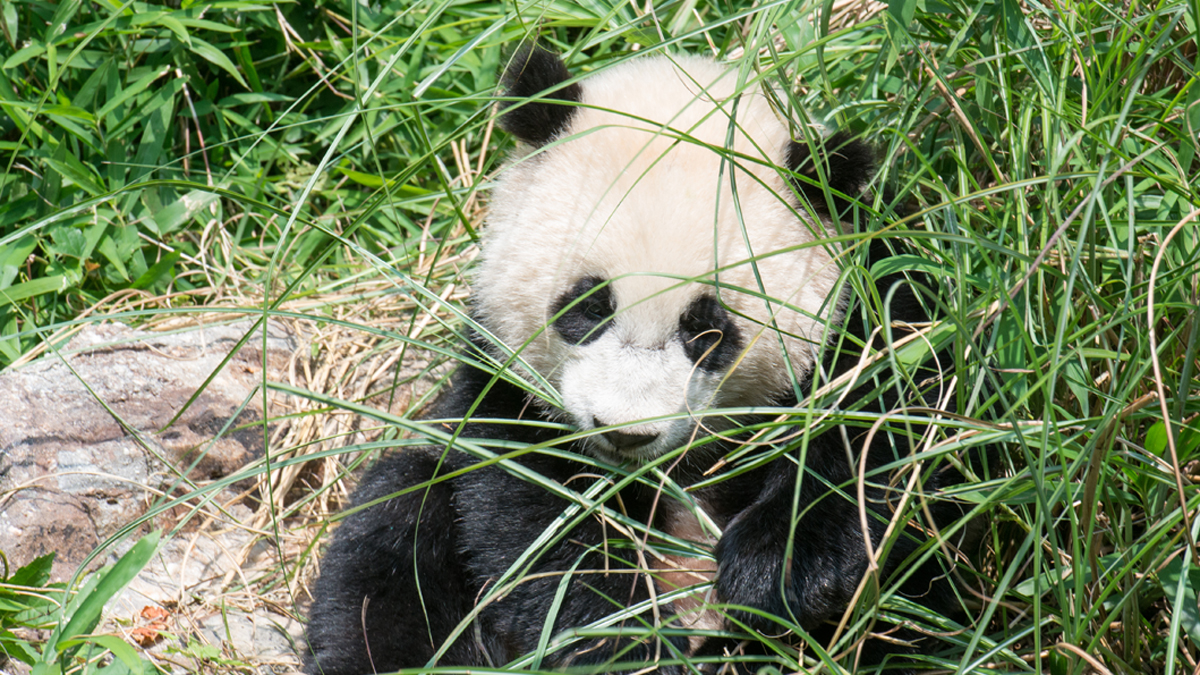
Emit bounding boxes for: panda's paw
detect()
[714,513,848,631]
[716,560,797,630]
[713,517,793,627]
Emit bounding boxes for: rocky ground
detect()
[0,319,440,674]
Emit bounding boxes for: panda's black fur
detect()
[305,46,973,674]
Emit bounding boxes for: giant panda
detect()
[304,46,973,675]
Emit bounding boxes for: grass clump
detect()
[0,1,1198,674]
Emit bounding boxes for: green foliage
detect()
[0,0,498,363]
[0,551,58,667]
[36,531,160,675]
[1,0,1198,673]
[1,532,160,674]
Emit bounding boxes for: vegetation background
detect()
[1,0,1198,673]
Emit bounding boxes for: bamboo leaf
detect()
[96,66,171,121]
[56,636,144,675]
[3,43,44,69]
[44,0,82,41]
[0,276,68,307]
[188,36,247,88]
[152,189,219,234]
[53,531,160,654]
[1160,557,1200,647]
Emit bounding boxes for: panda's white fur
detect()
[476,55,843,461]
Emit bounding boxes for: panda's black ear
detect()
[786,130,877,218]
[499,44,582,147]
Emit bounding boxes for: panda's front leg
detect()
[454,462,693,673]
[713,466,874,633]
[542,568,693,674]
[305,447,485,675]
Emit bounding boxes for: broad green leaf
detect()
[1145,421,1200,462]
[337,167,384,188]
[1183,424,1200,461]
[44,0,83,40]
[0,234,37,289]
[44,151,105,197]
[96,66,171,121]
[0,100,48,140]
[128,10,166,25]
[46,41,57,83]
[1147,421,1168,455]
[73,57,113,111]
[57,635,144,675]
[1079,348,1128,360]
[888,0,917,26]
[30,660,60,675]
[1,3,15,48]
[3,43,44,69]
[892,318,957,370]
[42,104,95,122]
[41,259,81,287]
[93,661,132,675]
[219,92,293,106]
[54,531,160,653]
[1182,84,1200,173]
[993,295,1030,402]
[0,633,41,666]
[1160,557,1200,647]
[0,276,68,307]
[0,597,28,611]
[96,232,130,281]
[8,553,56,588]
[995,0,1050,93]
[153,14,191,44]
[51,49,106,70]
[1061,357,1091,415]
[232,42,266,99]
[52,49,106,69]
[174,17,240,32]
[152,189,219,234]
[131,250,181,290]
[188,36,247,88]
[199,2,273,10]
[44,224,89,259]
[94,658,138,675]
[46,112,100,153]
[126,83,179,190]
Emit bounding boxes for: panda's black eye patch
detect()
[552,276,615,345]
[680,295,741,371]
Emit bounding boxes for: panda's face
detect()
[474,52,849,462]
[549,275,743,461]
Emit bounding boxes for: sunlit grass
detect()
[1,0,1197,673]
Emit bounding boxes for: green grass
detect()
[1,0,1198,674]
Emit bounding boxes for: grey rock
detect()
[0,317,441,674]
[0,320,296,581]
[0,320,307,673]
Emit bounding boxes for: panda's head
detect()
[473,47,875,463]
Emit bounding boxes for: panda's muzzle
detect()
[593,417,660,450]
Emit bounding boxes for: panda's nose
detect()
[593,417,659,450]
